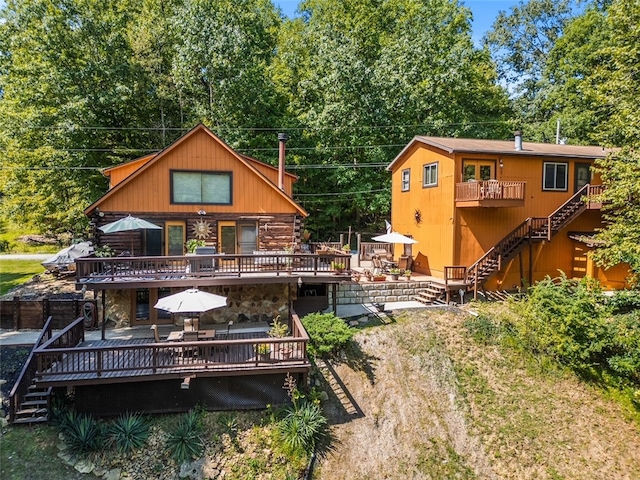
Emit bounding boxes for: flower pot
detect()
[389,274,399,281]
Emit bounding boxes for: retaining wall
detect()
[330,280,430,305]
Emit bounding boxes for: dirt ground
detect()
[314,308,640,480]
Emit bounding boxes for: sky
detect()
[274,0,520,46]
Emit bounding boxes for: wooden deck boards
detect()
[37,332,309,386]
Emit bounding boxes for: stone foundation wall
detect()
[103,284,296,328]
[330,280,431,305]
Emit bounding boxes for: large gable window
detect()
[423,162,438,187]
[171,171,232,204]
[543,162,568,191]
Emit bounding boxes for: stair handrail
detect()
[465,184,593,292]
[9,316,55,424]
[543,183,590,240]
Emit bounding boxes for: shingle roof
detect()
[387,136,611,171]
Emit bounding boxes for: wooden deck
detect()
[33,314,310,388]
[75,252,352,289]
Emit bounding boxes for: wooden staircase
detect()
[414,282,447,305]
[465,184,595,294]
[12,385,52,425]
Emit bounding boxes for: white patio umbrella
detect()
[371,232,418,244]
[154,288,227,315]
[98,215,161,255]
[42,242,94,270]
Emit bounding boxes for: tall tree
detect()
[589,0,640,283]
[0,0,181,235]
[484,0,580,140]
[170,0,286,154]
[275,0,510,238]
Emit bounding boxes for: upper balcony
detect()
[75,252,352,290]
[455,180,526,208]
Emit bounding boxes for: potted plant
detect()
[268,316,293,358]
[373,274,387,281]
[185,239,205,254]
[404,269,412,281]
[331,261,346,273]
[255,343,271,361]
[363,269,373,281]
[388,267,401,280]
[342,244,351,253]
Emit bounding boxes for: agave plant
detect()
[108,412,149,453]
[166,410,205,464]
[277,402,328,455]
[60,411,107,454]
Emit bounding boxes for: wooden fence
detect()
[0,297,97,330]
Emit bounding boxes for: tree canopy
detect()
[0,0,509,239]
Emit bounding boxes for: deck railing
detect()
[34,313,309,382]
[455,181,526,202]
[76,252,351,284]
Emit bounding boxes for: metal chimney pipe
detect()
[514,130,523,151]
[278,133,289,191]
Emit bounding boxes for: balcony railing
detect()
[456,181,526,204]
[76,252,351,285]
[34,312,310,385]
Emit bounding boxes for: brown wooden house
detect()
[387,133,629,300]
[78,124,350,327]
[10,126,355,423]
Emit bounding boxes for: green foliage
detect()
[269,316,290,338]
[0,259,45,295]
[185,239,205,254]
[108,412,149,454]
[277,401,329,456]
[301,312,354,358]
[502,274,640,389]
[58,411,107,454]
[94,245,115,258]
[607,289,640,314]
[463,313,503,345]
[166,410,205,464]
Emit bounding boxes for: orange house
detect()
[87,124,307,256]
[387,134,629,297]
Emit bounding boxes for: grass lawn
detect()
[0,259,46,296]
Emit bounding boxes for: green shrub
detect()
[463,313,502,344]
[59,411,107,454]
[277,402,328,456]
[607,289,640,314]
[166,410,205,464]
[108,412,149,453]
[301,312,354,358]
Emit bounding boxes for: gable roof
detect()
[85,124,307,217]
[387,136,611,171]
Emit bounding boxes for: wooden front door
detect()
[574,163,591,192]
[218,221,258,254]
[463,159,495,182]
[166,221,185,256]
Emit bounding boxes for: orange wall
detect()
[390,145,456,276]
[390,144,606,280]
[97,129,299,215]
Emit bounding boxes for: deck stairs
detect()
[465,183,592,292]
[414,282,448,305]
[12,385,52,425]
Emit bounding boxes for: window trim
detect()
[170,170,233,205]
[401,168,411,192]
[422,162,438,188]
[542,162,568,192]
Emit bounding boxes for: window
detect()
[401,169,410,191]
[423,162,438,187]
[171,171,232,204]
[543,162,568,191]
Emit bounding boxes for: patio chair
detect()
[181,331,199,358]
[183,318,199,332]
[372,255,386,274]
